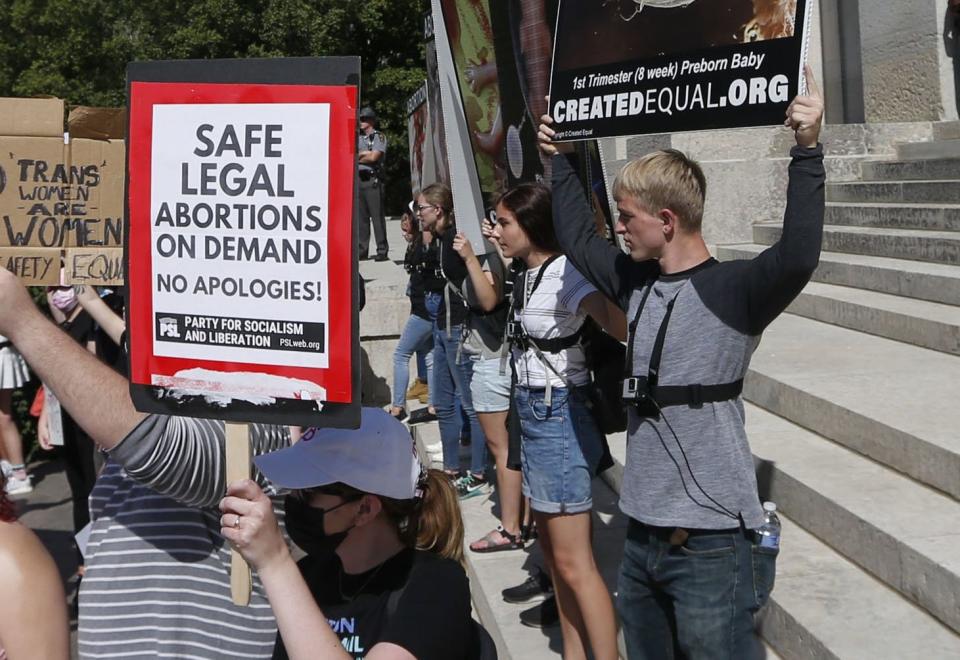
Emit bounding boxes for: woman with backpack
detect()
[416,184,488,486]
[221,407,487,660]
[491,183,625,660]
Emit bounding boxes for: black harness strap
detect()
[628,264,743,410]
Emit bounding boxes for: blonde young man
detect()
[537,67,824,659]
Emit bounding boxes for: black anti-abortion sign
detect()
[548,0,812,140]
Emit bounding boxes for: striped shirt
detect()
[79,416,290,659]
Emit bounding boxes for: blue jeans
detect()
[516,386,602,514]
[432,322,487,474]
[392,314,434,408]
[616,518,777,660]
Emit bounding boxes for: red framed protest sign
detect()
[125,58,361,428]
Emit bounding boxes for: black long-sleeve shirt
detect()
[552,147,825,529]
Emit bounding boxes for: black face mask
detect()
[284,493,357,559]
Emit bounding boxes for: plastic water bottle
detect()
[758,501,781,550]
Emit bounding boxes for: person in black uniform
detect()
[358,107,390,261]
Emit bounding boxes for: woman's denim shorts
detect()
[469,354,511,413]
[517,385,603,514]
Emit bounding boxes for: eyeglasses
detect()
[414,204,437,214]
[295,484,364,501]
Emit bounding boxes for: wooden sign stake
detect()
[226,422,252,606]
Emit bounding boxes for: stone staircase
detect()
[716,135,960,658]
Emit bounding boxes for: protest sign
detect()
[424,14,451,189]
[126,58,361,428]
[548,0,813,140]
[490,0,558,186]
[64,247,124,285]
[0,99,125,254]
[0,247,59,285]
[431,0,496,252]
[406,83,443,198]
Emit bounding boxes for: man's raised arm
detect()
[0,269,144,450]
[539,116,647,309]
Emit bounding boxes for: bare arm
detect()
[75,285,126,345]
[358,150,384,165]
[0,269,144,450]
[0,522,69,660]
[452,232,500,312]
[579,291,627,341]
[221,481,414,660]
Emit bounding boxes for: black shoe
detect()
[519,595,559,628]
[502,569,553,604]
[374,254,390,262]
[408,408,437,425]
[389,408,407,422]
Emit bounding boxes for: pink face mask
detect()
[50,288,78,313]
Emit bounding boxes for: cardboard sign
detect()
[126,58,361,429]
[548,0,813,140]
[64,247,124,285]
[0,247,59,284]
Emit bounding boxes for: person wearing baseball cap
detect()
[220,408,482,659]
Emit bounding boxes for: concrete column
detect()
[858,0,951,121]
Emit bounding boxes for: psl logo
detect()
[158,317,181,339]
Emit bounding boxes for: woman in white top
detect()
[491,183,625,660]
[0,336,31,496]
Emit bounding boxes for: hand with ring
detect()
[220,479,290,573]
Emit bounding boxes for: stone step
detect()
[933,121,960,141]
[716,244,960,307]
[761,517,960,659]
[603,434,960,659]
[745,313,960,500]
[826,180,960,204]
[860,158,960,181]
[748,403,960,635]
[896,138,960,160]
[824,202,960,232]
[753,223,960,266]
[789,281,960,355]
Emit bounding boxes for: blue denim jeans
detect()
[432,322,487,474]
[391,314,434,408]
[516,386,603,514]
[616,518,778,660]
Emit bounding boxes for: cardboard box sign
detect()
[0,247,60,285]
[0,136,125,249]
[0,97,64,137]
[64,247,124,285]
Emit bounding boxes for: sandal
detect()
[389,407,408,422]
[470,526,525,553]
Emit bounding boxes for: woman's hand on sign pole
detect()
[785,65,824,149]
[220,479,291,575]
[538,95,575,157]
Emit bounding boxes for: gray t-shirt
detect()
[462,252,509,359]
[551,147,825,530]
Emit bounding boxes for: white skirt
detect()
[0,336,30,390]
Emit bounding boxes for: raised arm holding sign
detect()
[538,67,824,659]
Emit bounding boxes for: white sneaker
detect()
[0,460,12,479]
[4,474,32,496]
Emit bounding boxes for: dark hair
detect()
[495,183,560,254]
